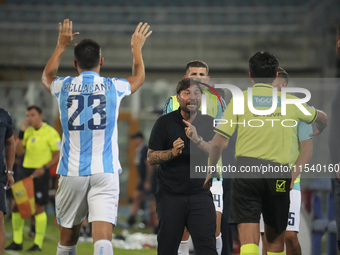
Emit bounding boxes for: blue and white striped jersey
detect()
[51,71,131,176]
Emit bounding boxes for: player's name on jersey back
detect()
[63,82,111,93]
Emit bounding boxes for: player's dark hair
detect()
[176,78,202,95]
[74,39,101,70]
[186,60,209,74]
[277,67,289,85]
[27,105,43,114]
[249,51,279,84]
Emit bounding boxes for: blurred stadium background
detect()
[1,0,340,253]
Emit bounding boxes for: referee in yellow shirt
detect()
[205,52,327,255]
[6,105,61,252]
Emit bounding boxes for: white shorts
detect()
[210,180,223,213]
[260,189,301,232]
[55,172,119,228]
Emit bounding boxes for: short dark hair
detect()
[176,78,203,95]
[185,60,209,74]
[74,39,101,69]
[277,67,289,84]
[27,105,42,114]
[249,51,279,84]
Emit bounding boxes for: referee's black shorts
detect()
[229,157,291,233]
[17,167,50,206]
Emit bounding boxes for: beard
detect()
[180,104,199,114]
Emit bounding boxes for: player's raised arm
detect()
[126,22,152,94]
[41,19,79,93]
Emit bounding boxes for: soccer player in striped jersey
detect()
[41,19,151,255]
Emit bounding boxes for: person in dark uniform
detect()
[148,78,217,255]
[0,107,15,254]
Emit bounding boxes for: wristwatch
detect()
[5,170,14,175]
[195,136,203,145]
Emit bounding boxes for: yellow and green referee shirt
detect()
[214,83,317,165]
[22,123,61,168]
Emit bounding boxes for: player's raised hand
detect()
[131,22,152,50]
[172,137,184,157]
[57,19,79,49]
